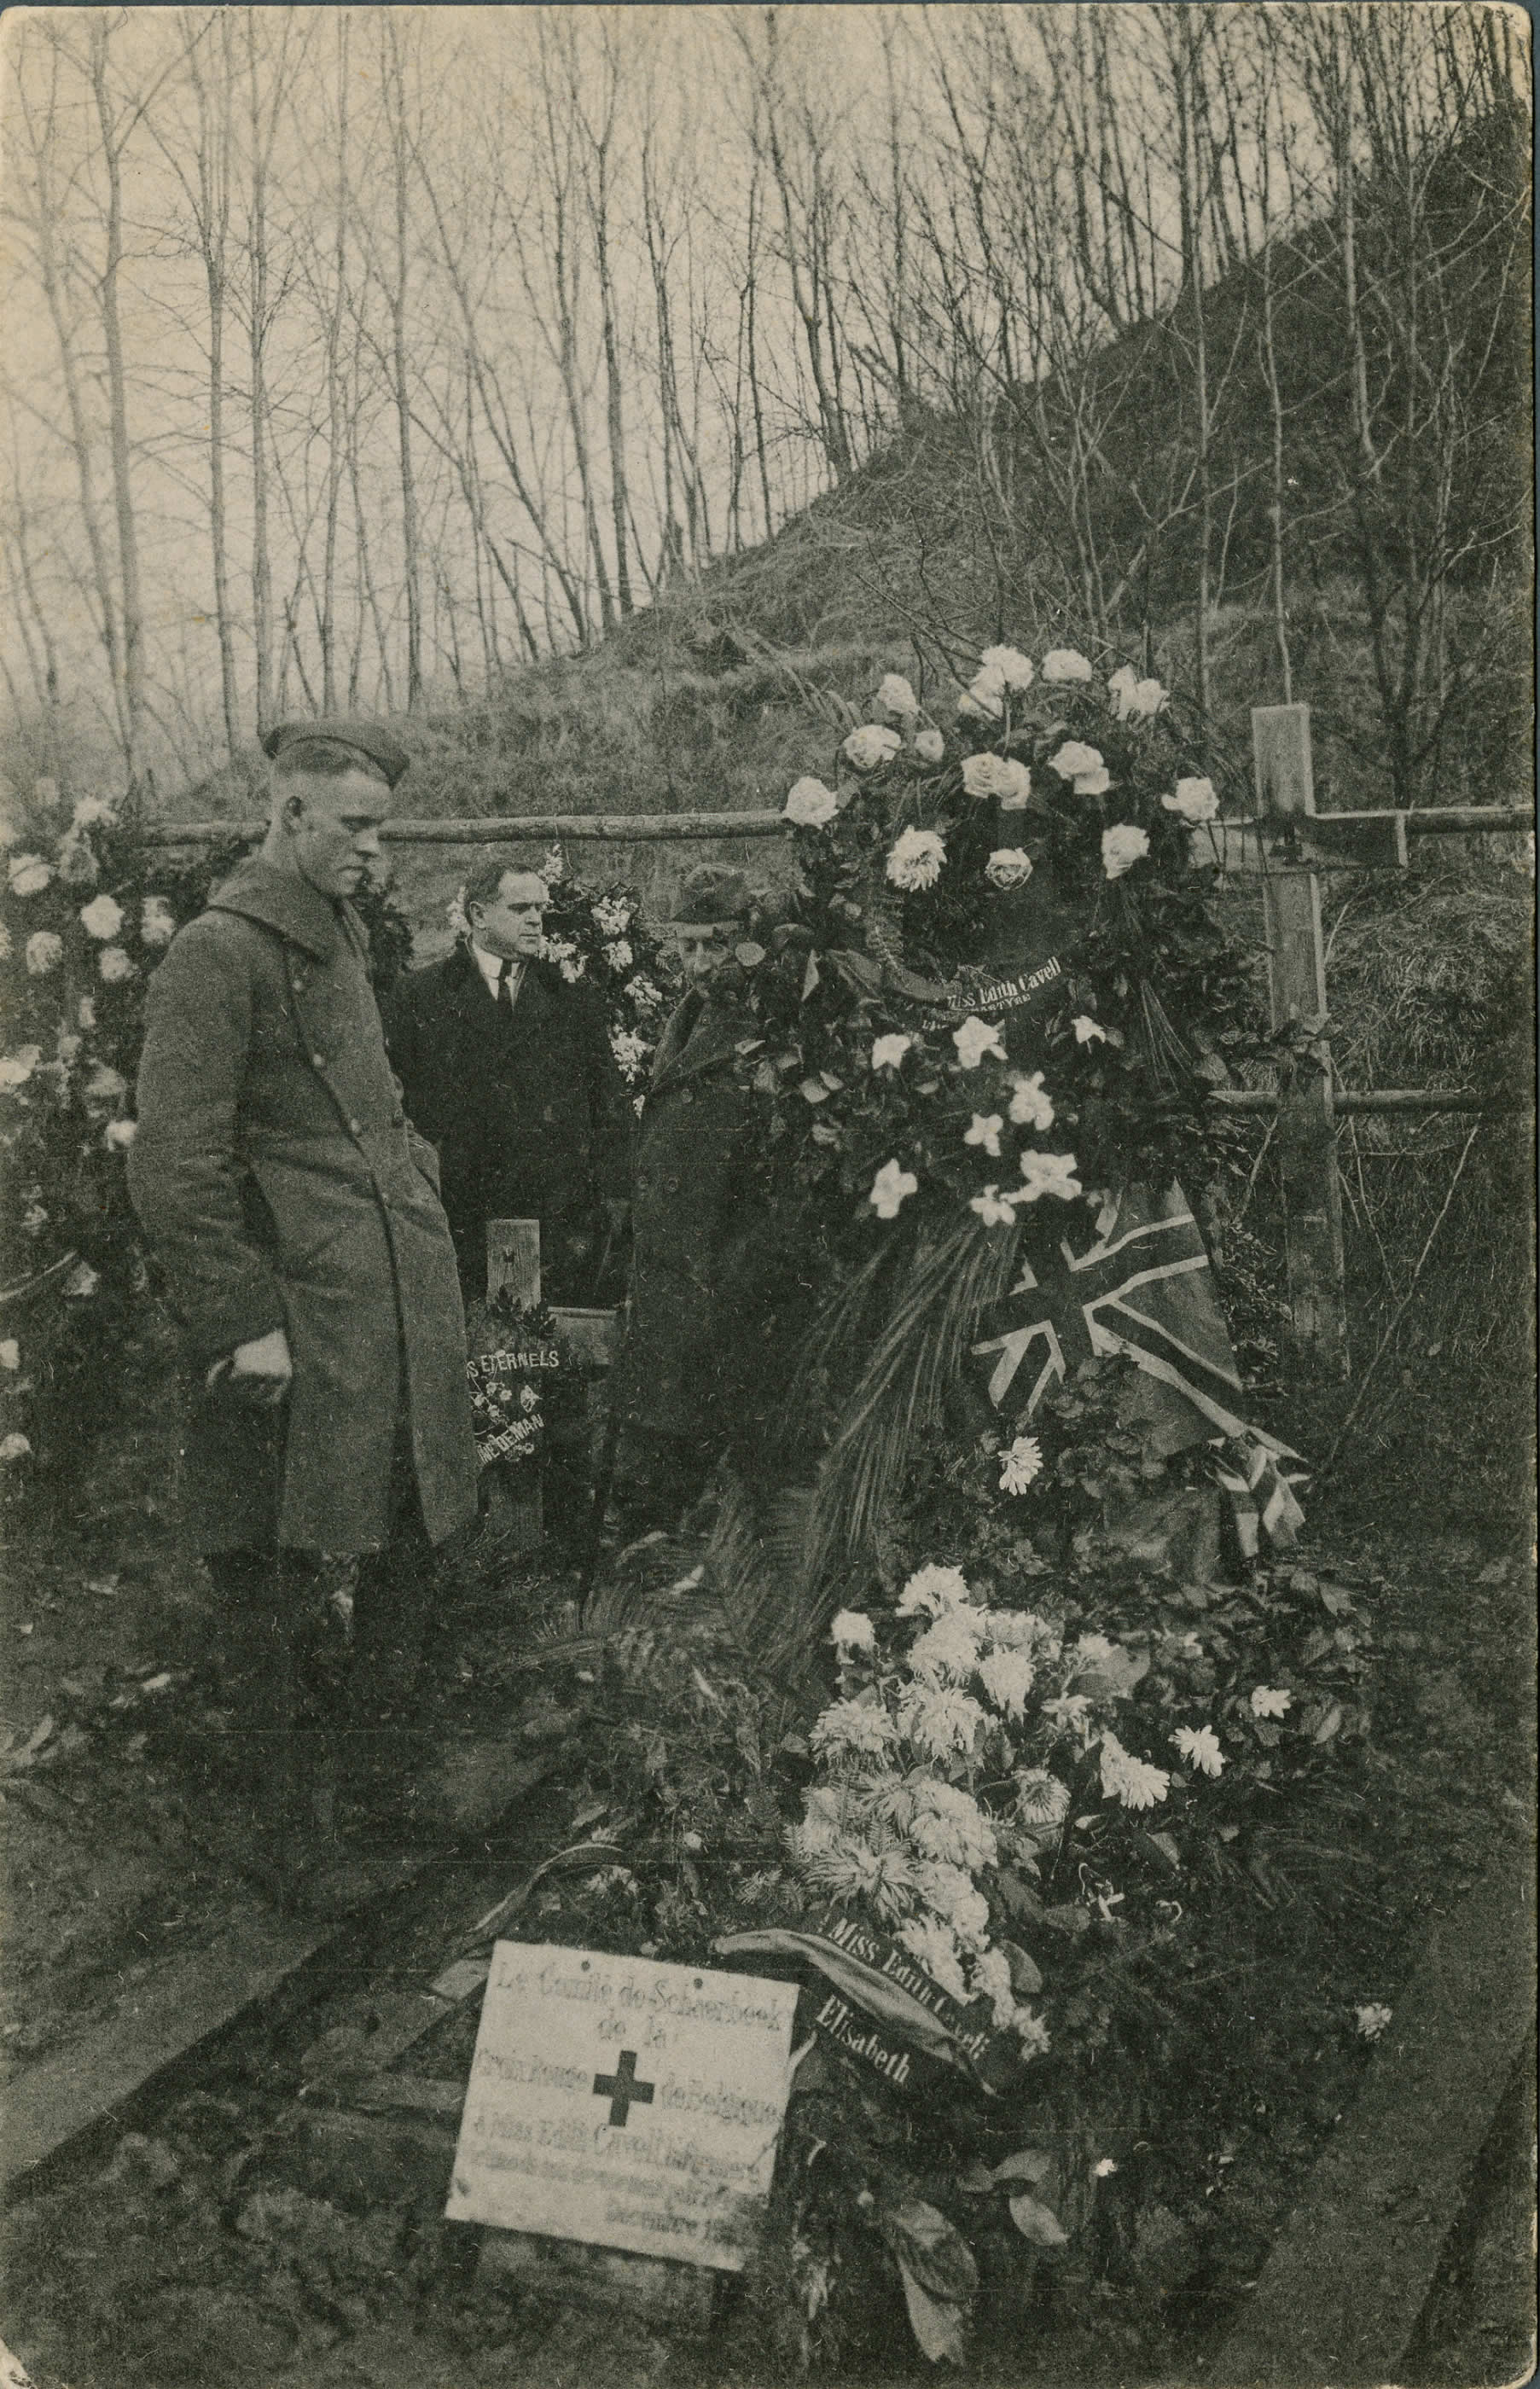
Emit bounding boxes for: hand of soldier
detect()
[208,1327,293,1408]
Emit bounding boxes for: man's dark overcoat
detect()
[127,857,479,1555]
[382,943,632,1303]
[617,986,811,1456]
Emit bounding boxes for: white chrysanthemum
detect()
[1042,648,1092,683]
[915,1863,992,1950]
[71,795,117,831]
[1073,1633,1119,1667]
[895,1916,969,2001]
[1072,1014,1107,1045]
[1100,1732,1170,1810]
[593,896,632,937]
[609,1028,648,1083]
[961,753,1032,805]
[877,672,918,718]
[623,974,664,1008]
[25,932,61,976]
[969,1185,1018,1227]
[8,854,52,898]
[603,939,634,971]
[830,1608,875,1655]
[871,1032,913,1071]
[783,776,838,828]
[1355,2002,1392,2040]
[844,723,903,771]
[1017,1150,1082,1203]
[971,1944,1017,2027]
[908,1603,991,1684]
[986,1608,1053,1654]
[793,1823,919,1920]
[869,1158,919,1219]
[914,727,945,764]
[1007,1070,1054,1130]
[901,1685,987,1763]
[964,1111,1002,1157]
[1042,1693,1093,1737]
[811,1697,900,1766]
[1250,1685,1293,1719]
[985,847,1033,890]
[103,1118,137,1151]
[953,1014,1006,1070]
[905,1780,998,1874]
[998,1435,1043,1496]
[979,643,1036,690]
[897,1564,972,1619]
[79,893,123,940]
[1163,776,1219,823]
[1101,823,1150,881]
[98,946,135,983]
[979,1646,1035,1718]
[1014,1766,1071,1828]
[886,826,946,891]
[1171,1723,1226,1777]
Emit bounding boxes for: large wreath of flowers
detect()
[732,645,1264,1246]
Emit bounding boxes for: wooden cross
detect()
[592,2048,654,2128]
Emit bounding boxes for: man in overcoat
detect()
[613,865,813,1528]
[127,719,479,1886]
[382,858,632,1306]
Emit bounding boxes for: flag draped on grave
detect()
[969,1182,1305,1544]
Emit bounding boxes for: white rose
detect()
[8,854,52,898]
[953,1015,1006,1070]
[140,895,177,946]
[0,1045,43,1094]
[1162,776,1219,823]
[886,827,946,891]
[957,669,1005,720]
[876,672,918,718]
[914,728,945,764]
[869,1158,919,1219]
[1047,740,1103,783]
[1101,823,1151,881]
[843,723,902,771]
[25,932,62,976]
[1073,766,1113,797]
[0,1433,33,1464]
[961,753,1032,805]
[978,644,1036,690]
[985,848,1033,891]
[1042,648,1093,683]
[98,945,135,983]
[830,1609,876,1654]
[79,893,124,941]
[1108,664,1166,719]
[83,1063,128,1107]
[103,1118,137,1151]
[782,776,838,828]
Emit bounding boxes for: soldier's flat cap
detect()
[261,717,411,788]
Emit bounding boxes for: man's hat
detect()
[663,863,753,929]
[261,717,411,788]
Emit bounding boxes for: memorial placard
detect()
[445,1942,800,2271]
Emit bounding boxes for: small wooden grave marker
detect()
[445,1940,799,2272]
[482,1217,543,1546]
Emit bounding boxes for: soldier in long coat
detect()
[127,719,478,1883]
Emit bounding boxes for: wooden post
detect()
[485,1218,543,1546]
[1252,705,1349,1375]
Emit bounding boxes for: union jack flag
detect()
[971,1183,1296,1465]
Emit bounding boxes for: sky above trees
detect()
[0,3,1525,805]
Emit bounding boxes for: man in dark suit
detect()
[382,858,632,1306]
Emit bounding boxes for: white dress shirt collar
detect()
[469,940,525,1006]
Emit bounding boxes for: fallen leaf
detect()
[895,2258,967,2364]
[991,2149,1055,2188]
[880,2199,979,2303]
[1008,2192,1069,2246]
[1000,1939,1042,1996]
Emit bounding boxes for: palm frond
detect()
[706,1466,820,1675]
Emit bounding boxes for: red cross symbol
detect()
[592,2048,654,2128]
